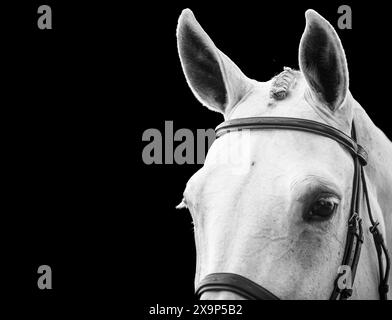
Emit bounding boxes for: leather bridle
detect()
[195,117,390,300]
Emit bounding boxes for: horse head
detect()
[176,9,391,300]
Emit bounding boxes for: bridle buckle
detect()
[348,212,360,224]
[348,213,364,243]
[369,221,380,234]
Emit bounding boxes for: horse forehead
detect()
[229,75,317,120]
[199,131,353,192]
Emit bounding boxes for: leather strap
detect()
[195,273,279,300]
[215,117,368,165]
[361,166,390,300]
[330,123,364,300]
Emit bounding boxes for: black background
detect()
[4,0,391,312]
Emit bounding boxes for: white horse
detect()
[176,9,391,299]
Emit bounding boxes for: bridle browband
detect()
[195,117,390,300]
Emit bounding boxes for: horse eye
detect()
[307,197,338,220]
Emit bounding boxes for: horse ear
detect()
[177,9,252,116]
[299,9,349,112]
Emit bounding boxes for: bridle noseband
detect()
[195,117,390,300]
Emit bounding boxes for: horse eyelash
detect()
[176,198,188,210]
